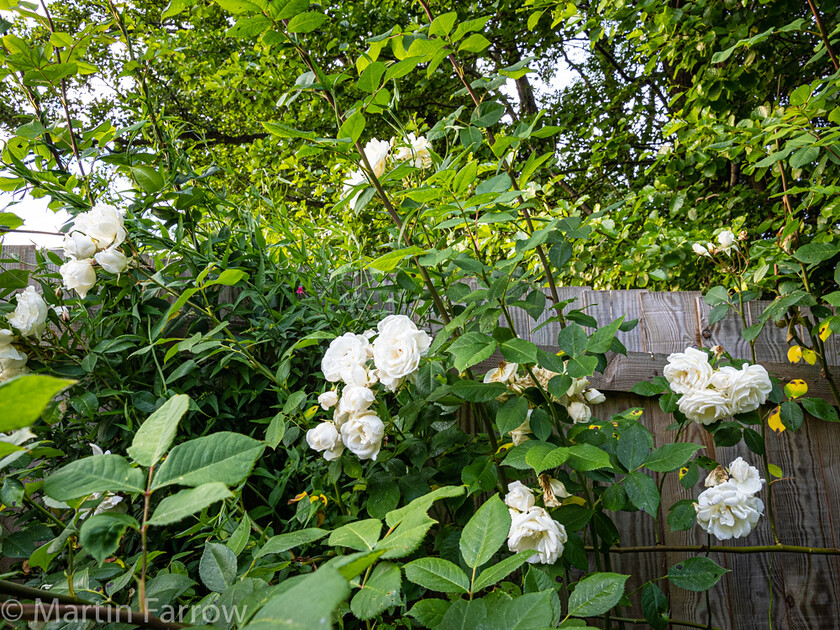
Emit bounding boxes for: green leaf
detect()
[644,443,703,472]
[151,432,265,489]
[471,101,505,128]
[199,542,237,593]
[496,591,554,628]
[447,332,497,372]
[565,355,598,378]
[350,561,401,620]
[0,375,75,432]
[458,33,490,53]
[216,0,266,14]
[328,518,382,551]
[667,500,697,532]
[624,471,659,516]
[287,11,326,33]
[439,598,488,629]
[147,482,232,526]
[376,508,436,559]
[459,494,510,569]
[226,14,271,37]
[641,582,669,630]
[429,11,457,36]
[44,454,145,500]
[206,268,249,287]
[780,401,804,431]
[789,145,819,170]
[500,338,538,364]
[404,557,469,593]
[566,444,611,471]
[339,111,366,143]
[794,242,839,265]
[261,121,316,139]
[567,572,628,617]
[408,599,450,628]
[472,550,534,591]
[130,165,164,193]
[257,528,329,557]
[800,397,839,422]
[587,316,624,354]
[241,567,350,630]
[667,556,729,591]
[496,396,530,437]
[524,442,569,475]
[368,246,424,273]
[616,423,651,471]
[450,380,508,402]
[630,381,666,397]
[127,394,190,467]
[556,323,588,357]
[0,212,23,230]
[79,513,138,565]
[385,485,464,528]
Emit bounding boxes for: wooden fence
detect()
[2,245,839,628]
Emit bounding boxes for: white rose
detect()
[522,182,539,200]
[0,336,27,381]
[566,401,591,424]
[677,388,731,425]
[7,286,48,338]
[704,465,729,487]
[727,457,764,495]
[318,391,338,410]
[484,361,518,384]
[60,258,97,299]
[338,386,376,417]
[94,247,128,274]
[306,422,345,461]
[74,204,126,250]
[695,481,763,540]
[692,243,712,258]
[717,230,737,254]
[541,475,572,508]
[321,333,371,385]
[361,138,391,177]
[372,315,430,391]
[663,347,713,394]
[564,377,589,398]
[394,133,433,169]
[504,480,535,512]
[507,506,567,564]
[340,411,385,460]
[726,364,772,414]
[584,388,606,405]
[63,231,96,259]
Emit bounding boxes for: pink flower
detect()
[296,286,305,296]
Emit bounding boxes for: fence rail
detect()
[2,244,838,628]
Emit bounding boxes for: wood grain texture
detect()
[640,291,703,354]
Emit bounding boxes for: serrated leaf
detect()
[404,557,469,593]
[624,471,659,516]
[147,482,232,526]
[257,528,329,557]
[459,494,510,569]
[44,454,145,500]
[199,542,237,593]
[151,432,265,489]
[567,444,611,471]
[524,442,569,475]
[328,519,382,551]
[644,443,703,472]
[127,394,190,467]
[667,557,729,591]
[79,513,138,565]
[472,550,533,591]
[0,375,75,432]
[567,572,628,617]
[350,561,401,620]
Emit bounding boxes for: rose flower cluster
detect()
[60,203,129,299]
[504,480,569,564]
[307,315,431,462]
[695,457,765,540]
[1,286,49,382]
[343,134,433,206]
[484,361,606,440]
[664,348,772,425]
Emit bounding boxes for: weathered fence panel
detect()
[2,244,839,628]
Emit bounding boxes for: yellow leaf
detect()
[819,322,832,341]
[768,463,783,478]
[304,405,319,419]
[678,467,689,480]
[629,409,643,418]
[787,345,803,363]
[784,379,808,399]
[495,442,513,456]
[290,491,308,503]
[801,349,817,365]
[563,496,587,507]
[768,406,786,433]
